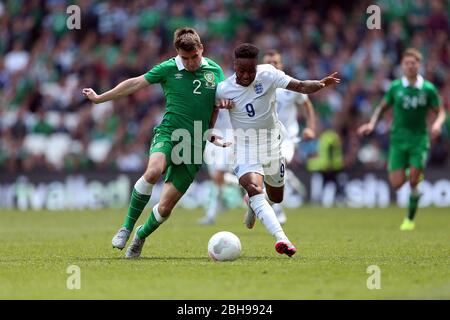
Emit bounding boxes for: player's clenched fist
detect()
[82,88,100,103]
[216,99,234,109]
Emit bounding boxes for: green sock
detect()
[137,210,160,239]
[123,188,150,231]
[408,194,420,221]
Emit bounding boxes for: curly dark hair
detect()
[234,43,259,59]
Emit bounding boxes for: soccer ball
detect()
[208,231,241,261]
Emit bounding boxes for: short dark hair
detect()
[263,49,280,57]
[234,43,259,59]
[173,27,202,51]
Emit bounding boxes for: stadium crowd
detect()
[0,0,448,173]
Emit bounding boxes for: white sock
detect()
[265,192,275,205]
[249,194,288,241]
[206,186,221,220]
[153,203,168,224]
[274,231,288,242]
[134,176,154,195]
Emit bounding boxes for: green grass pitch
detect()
[0,206,449,299]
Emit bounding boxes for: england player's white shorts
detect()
[232,129,286,188]
[233,156,286,187]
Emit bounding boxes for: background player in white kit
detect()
[217,44,340,257]
[262,49,317,225]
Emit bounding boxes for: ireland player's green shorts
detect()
[149,126,201,194]
[388,143,429,172]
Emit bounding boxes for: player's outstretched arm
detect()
[82,75,150,104]
[430,105,446,139]
[286,72,340,94]
[357,99,390,136]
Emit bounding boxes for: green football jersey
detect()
[384,76,440,146]
[144,56,224,139]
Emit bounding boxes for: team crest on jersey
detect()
[254,82,263,94]
[204,71,216,88]
[153,142,165,149]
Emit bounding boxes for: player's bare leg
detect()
[112,152,167,250]
[409,167,423,190]
[126,182,182,258]
[389,169,407,191]
[272,139,294,225]
[240,173,296,257]
[265,182,284,203]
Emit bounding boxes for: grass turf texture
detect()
[0,207,449,299]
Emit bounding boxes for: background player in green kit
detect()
[82,27,225,257]
[358,48,446,231]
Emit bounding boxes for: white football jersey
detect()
[216,64,293,164]
[216,64,292,131]
[276,88,308,139]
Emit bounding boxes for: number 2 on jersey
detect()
[245,103,255,117]
[193,80,201,95]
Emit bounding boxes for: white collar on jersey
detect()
[401,74,424,89]
[175,55,209,71]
